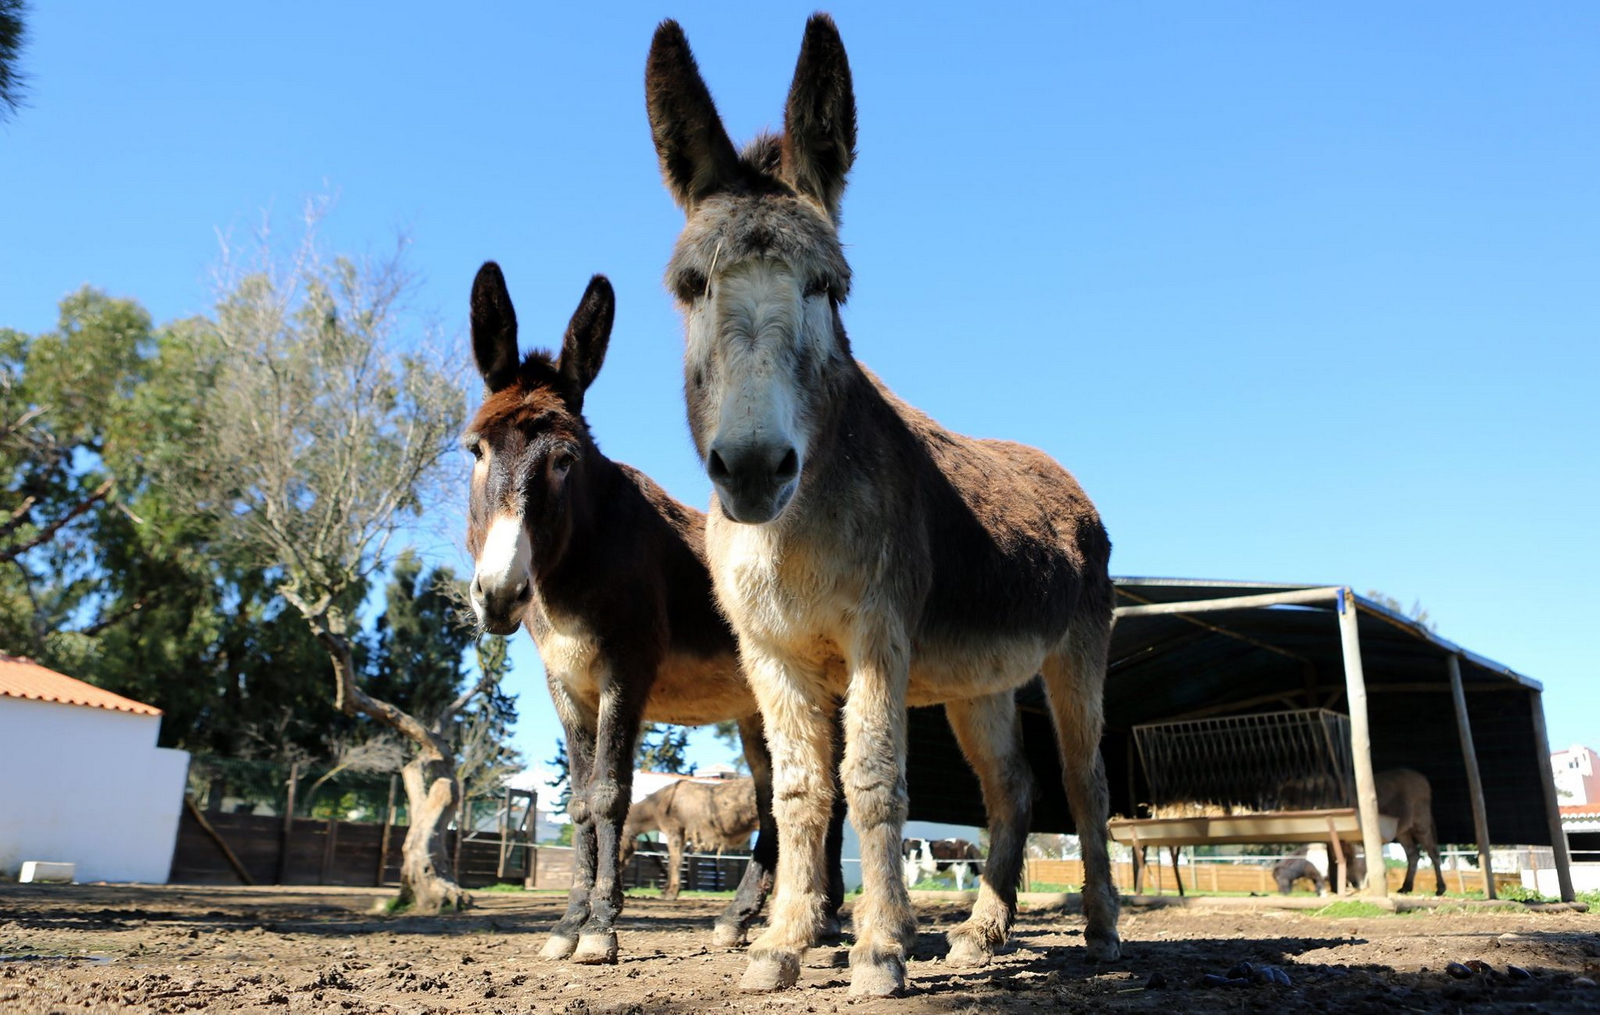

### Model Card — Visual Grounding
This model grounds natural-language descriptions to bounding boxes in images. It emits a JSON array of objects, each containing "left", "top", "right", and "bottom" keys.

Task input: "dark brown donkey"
[
  {"left": 647, "top": 16, "right": 1120, "bottom": 996},
  {"left": 464, "top": 263, "right": 842, "bottom": 963}
]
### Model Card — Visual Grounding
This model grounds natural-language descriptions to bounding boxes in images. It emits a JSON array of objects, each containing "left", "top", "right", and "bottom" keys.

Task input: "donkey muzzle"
[
  {"left": 471, "top": 573, "right": 531, "bottom": 635},
  {"left": 707, "top": 439, "right": 800, "bottom": 525}
]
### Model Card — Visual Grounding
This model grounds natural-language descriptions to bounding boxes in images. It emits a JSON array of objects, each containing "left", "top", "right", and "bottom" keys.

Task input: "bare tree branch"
[{"left": 0, "top": 476, "right": 113, "bottom": 565}]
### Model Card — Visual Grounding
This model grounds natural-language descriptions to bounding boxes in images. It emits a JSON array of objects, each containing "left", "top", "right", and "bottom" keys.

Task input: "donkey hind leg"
[
  {"left": 1424, "top": 826, "right": 1446, "bottom": 896},
  {"left": 572, "top": 680, "right": 647, "bottom": 965},
  {"left": 715, "top": 714, "right": 779, "bottom": 947},
  {"left": 1396, "top": 831, "right": 1419, "bottom": 894},
  {"left": 542, "top": 715, "right": 597, "bottom": 960},
  {"left": 943, "top": 690, "right": 1033, "bottom": 968},
  {"left": 739, "top": 652, "right": 838, "bottom": 993},
  {"left": 839, "top": 633, "right": 917, "bottom": 998},
  {"left": 663, "top": 828, "right": 685, "bottom": 901},
  {"left": 1041, "top": 627, "right": 1122, "bottom": 962},
  {"left": 823, "top": 709, "right": 849, "bottom": 939}
]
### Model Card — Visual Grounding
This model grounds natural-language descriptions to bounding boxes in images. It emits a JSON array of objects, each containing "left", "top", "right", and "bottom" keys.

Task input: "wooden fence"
[
  {"left": 1024, "top": 857, "right": 1524, "bottom": 895},
  {"left": 170, "top": 810, "right": 530, "bottom": 888}
]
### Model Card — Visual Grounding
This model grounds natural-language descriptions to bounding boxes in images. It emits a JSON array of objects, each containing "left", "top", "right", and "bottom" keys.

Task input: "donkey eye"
[
  {"left": 675, "top": 270, "right": 709, "bottom": 303},
  {"left": 551, "top": 449, "right": 577, "bottom": 476},
  {"left": 469, "top": 442, "right": 484, "bottom": 461},
  {"left": 804, "top": 277, "right": 831, "bottom": 299}
]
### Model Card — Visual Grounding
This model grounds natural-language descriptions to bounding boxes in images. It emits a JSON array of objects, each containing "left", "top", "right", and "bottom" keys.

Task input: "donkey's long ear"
[
  {"left": 559, "top": 275, "right": 615, "bottom": 411},
  {"left": 646, "top": 19, "right": 741, "bottom": 211},
  {"left": 471, "top": 261, "right": 519, "bottom": 393},
  {"left": 782, "top": 14, "right": 856, "bottom": 222}
]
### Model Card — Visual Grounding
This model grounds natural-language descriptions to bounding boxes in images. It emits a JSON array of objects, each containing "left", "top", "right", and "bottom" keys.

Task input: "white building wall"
[
  {"left": 0, "top": 697, "right": 189, "bottom": 883},
  {"left": 1552, "top": 745, "right": 1600, "bottom": 806}
]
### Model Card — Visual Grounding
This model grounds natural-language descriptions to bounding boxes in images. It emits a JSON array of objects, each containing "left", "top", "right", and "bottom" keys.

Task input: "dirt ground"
[{"left": 1, "top": 884, "right": 1597, "bottom": 1014}]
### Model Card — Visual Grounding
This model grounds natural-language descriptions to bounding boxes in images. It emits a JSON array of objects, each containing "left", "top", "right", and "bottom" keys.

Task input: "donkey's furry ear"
[
  {"left": 782, "top": 14, "right": 856, "bottom": 222},
  {"left": 559, "top": 275, "right": 614, "bottom": 409},
  {"left": 471, "top": 261, "right": 519, "bottom": 393},
  {"left": 646, "top": 19, "right": 741, "bottom": 210}
]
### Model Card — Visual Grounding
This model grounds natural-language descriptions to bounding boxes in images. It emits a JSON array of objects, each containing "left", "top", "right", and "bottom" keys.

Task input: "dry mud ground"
[{"left": 1, "top": 884, "right": 1597, "bottom": 1014}]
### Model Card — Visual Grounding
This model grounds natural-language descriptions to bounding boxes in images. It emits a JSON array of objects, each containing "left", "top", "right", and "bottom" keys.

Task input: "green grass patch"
[
  {"left": 909, "top": 878, "right": 963, "bottom": 892},
  {"left": 476, "top": 883, "right": 527, "bottom": 893},
  {"left": 1313, "top": 900, "right": 1390, "bottom": 918},
  {"left": 1576, "top": 889, "right": 1600, "bottom": 908}
]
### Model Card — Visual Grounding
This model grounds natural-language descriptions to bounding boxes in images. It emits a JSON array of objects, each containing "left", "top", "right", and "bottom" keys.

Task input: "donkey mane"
[{"left": 465, "top": 351, "right": 599, "bottom": 454}]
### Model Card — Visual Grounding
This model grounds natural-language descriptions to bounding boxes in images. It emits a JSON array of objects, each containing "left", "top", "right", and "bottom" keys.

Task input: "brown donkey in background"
[
  {"left": 646, "top": 15, "right": 1120, "bottom": 996},
  {"left": 464, "top": 263, "right": 842, "bottom": 963}
]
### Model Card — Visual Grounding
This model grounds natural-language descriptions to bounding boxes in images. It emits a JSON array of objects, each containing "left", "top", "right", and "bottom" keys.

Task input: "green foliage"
[
  {"left": 546, "top": 738, "right": 572, "bottom": 814},
  {"left": 1, "top": 266, "right": 507, "bottom": 777},
  {"left": 710, "top": 719, "right": 749, "bottom": 773},
  {"left": 1313, "top": 900, "right": 1390, "bottom": 918},
  {"left": 0, "top": 0, "right": 25, "bottom": 121},
  {"left": 1496, "top": 883, "right": 1549, "bottom": 903},
  {"left": 368, "top": 551, "right": 472, "bottom": 721},
  {"left": 636, "top": 724, "right": 694, "bottom": 774}
]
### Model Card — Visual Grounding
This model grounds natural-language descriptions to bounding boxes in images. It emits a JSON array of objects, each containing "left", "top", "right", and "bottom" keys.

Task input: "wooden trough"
[{"left": 1109, "top": 808, "right": 1399, "bottom": 895}]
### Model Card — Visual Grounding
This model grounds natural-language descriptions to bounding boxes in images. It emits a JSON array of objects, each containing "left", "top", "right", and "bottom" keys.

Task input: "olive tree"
[{"left": 185, "top": 205, "right": 478, "bottom": 911}]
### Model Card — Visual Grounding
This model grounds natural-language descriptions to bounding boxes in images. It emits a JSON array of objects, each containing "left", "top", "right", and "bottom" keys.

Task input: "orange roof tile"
[
  {"left": 1560, "top": 802, "right": 1600, "bottom": 817},
  {"left": 0, "top": 654, "right": 162, "bottom": 716}
]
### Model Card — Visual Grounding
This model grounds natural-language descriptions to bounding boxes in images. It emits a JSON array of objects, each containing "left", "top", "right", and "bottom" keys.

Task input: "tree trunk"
[
  {"left": 395, "top": 749, "right": 470, "bottom": 914},
  {"left": 287, "top": 600, "right": 482, "bottom": 915}
]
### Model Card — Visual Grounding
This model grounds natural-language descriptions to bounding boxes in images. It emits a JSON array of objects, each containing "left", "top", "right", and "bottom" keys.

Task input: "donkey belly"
[
  {"left": 896, "top": 630, "right": 1051, "bottom": 706},
  {"left": 642, "top": 650, "right": 758, "bottom": 727}
]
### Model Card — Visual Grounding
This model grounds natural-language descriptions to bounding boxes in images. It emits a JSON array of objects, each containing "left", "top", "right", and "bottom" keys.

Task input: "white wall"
[
  {"left": 1523, "top": 864, "right": 1600, "bottom": 896},
  {"left": 0, "top": 697, "right": 189, "bottom": 883}
]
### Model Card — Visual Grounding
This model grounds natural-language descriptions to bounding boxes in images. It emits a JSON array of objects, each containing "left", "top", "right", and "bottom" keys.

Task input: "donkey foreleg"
[
  {"left": 838, "top": 634, "right": 916, "bottom": 998},
  {"left": 738, "top": 651, "right": 837, "bottom": 993},
  {"left": 943, "top": 691, "right": 1033, "bottom": 968},
  {"left": 542, "top": 702, "right": 597, "bottom": 960},
  {"left": 571, "top": 679, "right": 647, "bottom": 965},
  {"left": 716, "top": 714, "right": 779, "bottom": 947}
]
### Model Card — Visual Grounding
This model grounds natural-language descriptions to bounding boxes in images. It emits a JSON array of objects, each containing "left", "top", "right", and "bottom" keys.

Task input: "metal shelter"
[{"left": 901, "top": 577, "right": 1575, "bottom": 901}]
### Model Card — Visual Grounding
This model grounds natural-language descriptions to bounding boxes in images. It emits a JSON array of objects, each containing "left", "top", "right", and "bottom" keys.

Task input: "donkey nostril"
[
  {"left": 707, "top": 449, "right": 730, "bottom": 480},
  {"left": 774, "top": 448, "right": 799, "bottom": 481},
  {"left": 513, "top": 580, "right": 531, "bottom": 603},
  {"left": 470, "top": 577, "right": 485, "bottom": 603}
]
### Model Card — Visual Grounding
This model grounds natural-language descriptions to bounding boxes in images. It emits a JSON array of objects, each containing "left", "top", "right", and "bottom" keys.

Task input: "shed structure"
[
  {"left": 0, "top": 654, "right": 190, "bottom": 883},
  {"left": 902, "top": 578, "right": 1573, "bottom": 901}
]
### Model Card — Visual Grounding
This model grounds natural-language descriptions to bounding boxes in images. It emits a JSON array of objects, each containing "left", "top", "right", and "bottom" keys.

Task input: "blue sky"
[{"left": 2, "top": 3, "right": 1596, "bottom": 780}]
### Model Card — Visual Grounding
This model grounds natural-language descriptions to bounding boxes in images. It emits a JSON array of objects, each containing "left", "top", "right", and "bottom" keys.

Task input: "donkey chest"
[
  {"left": 530, "top": 606, "right": 753, "bottom": 724},
  {"left": 529, "top": 608, "right": 606, "bottom": 705}
]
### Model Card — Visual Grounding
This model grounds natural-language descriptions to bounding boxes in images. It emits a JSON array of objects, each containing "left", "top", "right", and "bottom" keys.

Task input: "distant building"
[
  {"left": 0, "top": 655, "right": 189, "bottom": 882},
  {"left": 1552, "top": 745, "right": 1600, "bottom": 805}
]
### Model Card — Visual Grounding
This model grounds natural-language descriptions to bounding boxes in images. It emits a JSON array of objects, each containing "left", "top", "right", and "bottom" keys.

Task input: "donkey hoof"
[
  {"left": 945, "top": 931, "right": 995, "bottom": 968},
  {"left": 711, "top": 921, "right": 748, "bottom": 949},
  {"left": 572, "top": 932, "right": 618, "bottom": 965},
  {"left": 848, "top": 953, "right": 906, "bottom": 997},
  {"left": 740, "top": 951, "right": 800, "bottom": 992},
  {"left": 539, "top": 934, "right": 578, "bottom": 961},
  {"left": 1084, "top": 931, "right": 1122, "bottom": 963}
]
